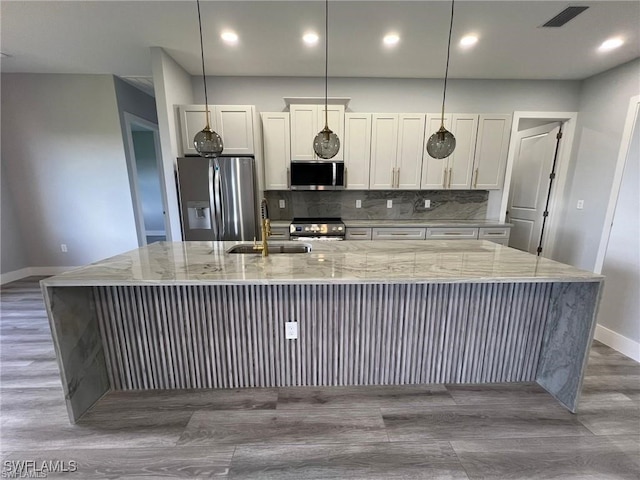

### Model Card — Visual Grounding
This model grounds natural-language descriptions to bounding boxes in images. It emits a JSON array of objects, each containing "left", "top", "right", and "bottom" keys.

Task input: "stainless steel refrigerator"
[{"left": 177, "top": 156, "right": 258, "bottom": 241}]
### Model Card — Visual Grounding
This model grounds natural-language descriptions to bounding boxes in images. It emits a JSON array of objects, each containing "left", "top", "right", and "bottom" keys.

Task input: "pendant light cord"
[
  {"left": 440, "top": 0, "right": 455, "bottom": 127},
  {"left": 197, "top": 0, "right": 210, "bottom": 129},
  {"left": 324, "top": 0, "right": 329, "bottom": 129}
]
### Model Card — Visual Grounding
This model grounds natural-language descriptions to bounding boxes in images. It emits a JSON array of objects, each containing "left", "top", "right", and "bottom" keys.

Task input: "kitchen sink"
[{"left": 227, "top": 242, "right": 312, "bottom": 254}]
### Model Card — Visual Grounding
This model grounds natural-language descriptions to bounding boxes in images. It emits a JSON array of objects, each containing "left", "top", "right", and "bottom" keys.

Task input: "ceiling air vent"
[{"left": 541, "top": 6, "right": 589, "bottom": 27}]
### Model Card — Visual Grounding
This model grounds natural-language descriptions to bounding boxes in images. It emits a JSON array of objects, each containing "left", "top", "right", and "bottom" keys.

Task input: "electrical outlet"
[
  {"left": 424, "top": 199, "right": 431, "bottom": 209},
  {"left": 285, "top": 321, "right": 298, "bottom": 340},
  {"left": 576, "top": 200, "right": 584, "bottom": 209},
  {"left": 356, "top": 199, "right": 362, "bottom": 209},
  {"left": 60, "top": 244, "right": 68, "bottom": 253},
  {"left": 386, "top": 199, "right": 393, "bottom": 209},
  {"left": 279, "top": 199, "right": 286, "bottom": 209}
]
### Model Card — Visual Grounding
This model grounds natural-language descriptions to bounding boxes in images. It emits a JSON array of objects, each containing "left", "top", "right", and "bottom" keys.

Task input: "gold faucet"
[{"left": 253, "top": 199, "right": 271, "bottom": 257}]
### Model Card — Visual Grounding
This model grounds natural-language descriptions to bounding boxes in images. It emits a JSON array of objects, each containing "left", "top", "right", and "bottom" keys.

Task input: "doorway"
[
  {"left": 500, "top": 112, "right": 578, "bottom": 259},
  {"left": 123, "top": 113, "right": 170, "bottom": 245}
]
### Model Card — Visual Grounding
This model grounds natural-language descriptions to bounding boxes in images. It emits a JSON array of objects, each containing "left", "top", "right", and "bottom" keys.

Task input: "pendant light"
[
  {"left": 313, "top": 0, "right": 340, "bottom": 159},
  {"left": 193, "top": 0, "right": 223, "bottom": 157},
  {"left": 426, "top": 0, "right": 456, "bottom": 159}
]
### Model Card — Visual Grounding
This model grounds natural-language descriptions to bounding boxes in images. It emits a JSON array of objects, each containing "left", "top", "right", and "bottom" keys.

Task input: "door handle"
[
  {"left": 391, "top": 168, "right": 395, "bottom": 188},
  {"left": 395, "top": 167, "right": 400, "bottom": 188},
  {"left": 286, "top": 167, "right": 291, "bottom": 189},
  {"left": 344, "top": 167, "right": 348, "bottom": 188},
  {"left": 473, "top": 168, "right": 478, "bottom": 188},
  {"left": 443, "top": 167, "right": 448, "bottom": 188},
  {"left": 448, "top": 168, "right": 453, "bottom": 188}
]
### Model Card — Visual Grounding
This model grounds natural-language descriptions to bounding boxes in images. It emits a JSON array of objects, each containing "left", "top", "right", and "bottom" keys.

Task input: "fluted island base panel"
[{"left": 43, "top": 280, "right": 600, "bottom": 423}]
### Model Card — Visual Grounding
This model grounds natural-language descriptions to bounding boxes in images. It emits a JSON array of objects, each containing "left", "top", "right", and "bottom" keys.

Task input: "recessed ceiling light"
[
  {"left": 460, "top": 35, "right": 478, "bottom": 48},
  {"left": 383, "top": 34, "right": 400, "bottom": 46},
  {"left": 598, "top": 37, "right": 624, "bottom": 52},
  {"left": 221, "top": 31, "right": 239, "bottom": 44},
  {"left": 303, "top": 32, "right": 319, "bottom": 45}
]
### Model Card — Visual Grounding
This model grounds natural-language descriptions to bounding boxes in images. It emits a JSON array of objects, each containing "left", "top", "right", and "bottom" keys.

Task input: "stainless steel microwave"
[{"left": 289, "top": 161, "right": 345, "bottom": 190}]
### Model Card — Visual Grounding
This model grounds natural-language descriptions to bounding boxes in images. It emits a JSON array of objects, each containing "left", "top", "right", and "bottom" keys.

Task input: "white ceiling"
[{"left": 1, "top": 1, "right": 639, "bottom": 81}]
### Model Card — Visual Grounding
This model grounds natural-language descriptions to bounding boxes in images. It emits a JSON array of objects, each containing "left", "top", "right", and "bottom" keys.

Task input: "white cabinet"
[
  {"left": 369, "top": 114, "right": 424, "bottom": 190},
  {"left": 422, "top": 114, "right": 478, "bottom": 189},
  {"left": 261, "top": 113, "right": 291, "bottom": 190},
  {"left": 478, "top": 226, "right": 511, "bottom": 245},
  {"left": 179, "top": 105, "right": 255, "bottom": 156},
  {"left": 425, "top": 227, "right": 479, "bottom": 239},
  {"left": 345, "top": 227, "right": 372, "bottom": 240},
  {"left": 290, "top": 104, "right": 345, "bottom": 161},
  {"left": 344, "top": 114, "right": 372, "bottom": 190},
  {"left": 471, "top": 115, "right": 512, "bottom": 190},
  {"left": 372, "top": 227, "right": 426, "bottom": 240}
]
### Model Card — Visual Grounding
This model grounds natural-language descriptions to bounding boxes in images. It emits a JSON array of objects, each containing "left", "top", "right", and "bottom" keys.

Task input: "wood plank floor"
[{"left": 1, "top": 277, "right": 638, "bottom": 479}]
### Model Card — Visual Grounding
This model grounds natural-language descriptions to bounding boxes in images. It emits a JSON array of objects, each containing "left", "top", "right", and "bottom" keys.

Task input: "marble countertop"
[
  {"left": 270, "top": 220, "right": 511, "bottom": 229},
  {"left": 42, "top": 241, "right": 602, "bottom": 287}
]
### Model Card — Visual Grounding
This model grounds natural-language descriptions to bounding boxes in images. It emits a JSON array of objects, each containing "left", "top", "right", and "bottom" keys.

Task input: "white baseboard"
[
  {"left": 1, "top": 266, "right": 79, "bottom": 286},
  {"left": 594, "top": 324, "right": 640, "bottom": 362}
]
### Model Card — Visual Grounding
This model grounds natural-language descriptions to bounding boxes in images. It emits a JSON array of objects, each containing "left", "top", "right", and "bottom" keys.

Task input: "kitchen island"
[{"left": 41, "top": 240, "right": 602, "bottom": 423}]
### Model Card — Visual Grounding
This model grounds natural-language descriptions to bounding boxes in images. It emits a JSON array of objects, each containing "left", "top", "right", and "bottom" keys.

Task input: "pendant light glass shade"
[
  {"left": 194, "top": 124, "right": 223, "bottom": 158},
  {"left": 427, "top": 0, "right": 456, "bottom": 160},
  {"left": 194, "top": 0, "right": 223, "bottom": 157},
  {"left": 313, "top": 0, "right": 340, "bottom": 160},
  {"left": 313, "top": 126, "right": 340, "bottom": 159},
  {"left": 427, "top": 126, "right": 456, "bottom": 159}
]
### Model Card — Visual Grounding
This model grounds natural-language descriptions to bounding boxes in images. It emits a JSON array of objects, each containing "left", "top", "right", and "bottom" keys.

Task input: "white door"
[
  {"left": 214, "top": 105, "right": 255, "bottom": 155},
  {"left": 507, "top": 123, "right": 561, "bottom": 253},
  {"left": 448, "top": 114, "right": 478, "bottom": 189},
  {"left": 473, "top": 114, "right": 512, "bottom": 190},
  {"left": 318, "top": 105, "right": 345, "bottom": 161},
  {"left": 396, "top": 114, "right": 425, "bottom": 190},
  {"left": 422, "top": 114, "right": 451, "bottom": 189},
  {"left": 290, "top": 105, "right": 318, "bottom": 161},
  {"left": 369, "top": 114, "right": 398, "bottom": 189}
]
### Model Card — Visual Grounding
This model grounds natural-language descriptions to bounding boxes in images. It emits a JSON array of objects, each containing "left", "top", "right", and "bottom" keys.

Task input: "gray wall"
[
  {"left": 554, "top": 58, "right": 640, "bottom": 271},
  {"left": 1, "top": 161, "right": 29, "bottom": 274},
  {"left": 1, "top": 73, "right": 139, "bottom": 268},
  {"left": 195, "top": 76, "right": 582, "bottom": 114},
  {"left": 132, "top": 131, "right": 165, "bottom": 232}
]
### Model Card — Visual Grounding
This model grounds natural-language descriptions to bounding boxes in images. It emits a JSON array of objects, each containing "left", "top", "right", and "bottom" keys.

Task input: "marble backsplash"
[{"left": 264, "top": 190, "right": 488, "bottom": 221}]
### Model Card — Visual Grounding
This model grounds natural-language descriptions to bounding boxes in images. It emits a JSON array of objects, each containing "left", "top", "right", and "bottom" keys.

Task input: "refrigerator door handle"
[
  {"left": 215, "top": 161, "right": 226, "bottom": 239},
  {"left": 208, "top": 159, "right": 220, "bottom": 240}
]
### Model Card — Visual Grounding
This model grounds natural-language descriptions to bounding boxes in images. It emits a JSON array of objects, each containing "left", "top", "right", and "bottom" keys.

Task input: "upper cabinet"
[
  {"left": 422, "top": 114, "right": 478, "bottom": 189},
  {"left": 261, "top": 112, "right": 291, "bottom": 190},
  {"left": 369, "top": 114, "right": 424, "bottom": 190},
  {"left": 343, "top": 113, "right": 372, "bottom": 190},
  {"left": 422, "top": 114, "right": 510, "bottom": 190},
  {"left": 472, "top": 114, "right": 512, "bottom": 190},
  {"left": 290, "top": 104, "right": 345, "bottom": 161},
  {"left": 179, "top": 105, "right": 255, "bottom": 156}
]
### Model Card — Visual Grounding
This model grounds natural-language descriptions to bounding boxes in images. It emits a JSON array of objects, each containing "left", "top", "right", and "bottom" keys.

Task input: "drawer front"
[
  {"left": 426, "top": 227, "right": 479, "bottom": 239},
  {"left": 270, "top": 227, "right": 290, "bottom": 240},
  {"left": 372, "top": 227, "right": 426, "bottom": 240},
  {"left": 484, "top": 238, "right": 509, "bottom": 246},
  {"left": 346, "top": 227, "right": 372, "bottom": 240},
  {"left": 478, "top": 227, "right": 510, "bottom": 239}
]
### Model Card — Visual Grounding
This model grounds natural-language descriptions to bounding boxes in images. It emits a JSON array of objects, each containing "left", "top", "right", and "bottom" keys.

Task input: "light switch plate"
[
  {"left": 285, "top": 321, "right": 298, "bottom": 340},
  {"left": 424, "top": 199, "right": 431, "bottom": 209},
  {"left": 279, "top": 199, "right": 286, "bottom": 209},
  {"left": 387, "top": 200, "right": 393, "bottom": 209},
  {"left": 356, "top": 199, "right": 362, "bottom": 209}
]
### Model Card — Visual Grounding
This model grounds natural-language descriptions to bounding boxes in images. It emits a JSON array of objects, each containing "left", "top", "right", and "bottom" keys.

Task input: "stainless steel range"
[{"left": 289, "top": 217, "right": 345, "bottom": 241}]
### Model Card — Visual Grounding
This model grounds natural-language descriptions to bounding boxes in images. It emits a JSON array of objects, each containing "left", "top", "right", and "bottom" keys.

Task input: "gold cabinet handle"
[
  {"left": 391, "top": 168, "right": 395, "bottom": 188},
  {"left": 443, "top": 167, "right": 447, "bottom": 188},
  {"left": 344, "top": 167, "right": 348, "bottom": 188},
  {"left": 473, "top": 168, "right": 478, "bottom": 188},
  {"left": 287, "top": 167, "right": 291, "bottom": 189},
  {"left": 396, "top": 167, "right": 400, "bottom": 188},
  {"left": 448, "top": 168, "right": 453, "bottom": 188}
]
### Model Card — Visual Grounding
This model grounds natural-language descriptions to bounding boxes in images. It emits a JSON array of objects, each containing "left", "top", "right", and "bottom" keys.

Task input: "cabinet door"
[
  {"left": 345, "top": 227, "right": 372, "bottom": 240},
  {"left": 290, "top": 105, "right": 318, "bottom": 161},
  {"left": 396, "top": 114, "right": 425, "bottom": 190},
  {"left": 369, "top": 114, "right": 399, "bottom": 189},
  {"left": 214, "top": 105, "right": 255, "bottom": 155},
  {"left": 319, "top": 105, "right": 345, "bottom": 161},
  {"left": 447, "top": 114, "right": 478, "bottom": 189},
  {"left": 344, "top": 113, "right": 372, "bottom": 190},
  {"left": 179, "top": 104, "right": 215, "bottom": 156},
  {"left": 472, "top": 114, "right": 512, "bottom": 190},
  {"left": 261, "top": 113, "right": 291, "bottom": 190},
  {"left": 421, "top": 114, "right": 451, "bottom": 189}
]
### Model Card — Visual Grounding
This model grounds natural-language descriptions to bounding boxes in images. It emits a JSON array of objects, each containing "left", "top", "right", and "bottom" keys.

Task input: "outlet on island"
[
  {"left": 285, "top": 321, "right": 298, "bottom": 340},
  {"left": 60, "top": 244, "right": 68, "bottom": 253}
]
